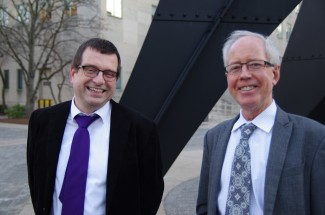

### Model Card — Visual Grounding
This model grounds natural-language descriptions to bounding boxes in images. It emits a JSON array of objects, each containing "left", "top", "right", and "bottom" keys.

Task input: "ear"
[
  {"left": 272, "top": 64, "right": 280, "bottom": 86},
  {"left": 69, "top": 66, "right": 76, "bottom": 83}
]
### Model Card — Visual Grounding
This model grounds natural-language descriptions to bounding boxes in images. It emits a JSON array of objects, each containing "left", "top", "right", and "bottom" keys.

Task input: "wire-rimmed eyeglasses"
[{"left": 225, "top": 60, "right": 274, "bottom": 76}]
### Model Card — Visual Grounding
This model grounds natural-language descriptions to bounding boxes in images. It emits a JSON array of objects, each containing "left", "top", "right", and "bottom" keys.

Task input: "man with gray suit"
[{"left": 196, "top": 30, "right": 325, "bottom": 215}]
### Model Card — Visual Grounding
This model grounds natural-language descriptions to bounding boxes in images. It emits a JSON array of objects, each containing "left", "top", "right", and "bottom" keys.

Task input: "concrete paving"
[
  {"left": 0, "top": 120, "right": 221, "bottom": 215},
  {"left": 0, "top": 123, "right": 30, "bottom": 215}
]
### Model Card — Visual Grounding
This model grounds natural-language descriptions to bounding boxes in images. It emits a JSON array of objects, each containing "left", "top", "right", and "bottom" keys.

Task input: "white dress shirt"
[
  {"left": 218, "top": 100, "right": 277, "bottom": 215},
  {"left": 51, "top": 99, "right": 111, "bottom": 215}
]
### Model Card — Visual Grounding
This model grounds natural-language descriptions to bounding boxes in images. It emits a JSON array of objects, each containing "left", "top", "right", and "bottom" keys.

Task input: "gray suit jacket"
[{"left": 197, "top": 107, "right": 325, "bottom": 215}]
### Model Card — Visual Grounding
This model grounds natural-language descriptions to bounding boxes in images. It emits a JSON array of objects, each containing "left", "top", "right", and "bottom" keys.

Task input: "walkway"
[{"left": 0, "top": 120, "right": 220, "bottom": 215}]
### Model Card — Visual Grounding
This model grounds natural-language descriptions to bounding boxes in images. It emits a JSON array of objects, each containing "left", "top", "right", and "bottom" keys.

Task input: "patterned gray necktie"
[{"left": 225, "top": 123, "right": 257, "bottom": 215}]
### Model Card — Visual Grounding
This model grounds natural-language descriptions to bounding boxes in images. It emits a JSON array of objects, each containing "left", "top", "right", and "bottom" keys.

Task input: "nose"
[
  {"left": 239, "top": 64, "right": 251, "bottom": 78},
  {"left": 92, "top": 71, "right": 105, "bottom": 84}
]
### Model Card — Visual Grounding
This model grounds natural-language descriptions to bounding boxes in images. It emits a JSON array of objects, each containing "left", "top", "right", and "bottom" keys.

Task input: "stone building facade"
[{"left": 0, "top": 0, "right": 299, "bottom": 122}]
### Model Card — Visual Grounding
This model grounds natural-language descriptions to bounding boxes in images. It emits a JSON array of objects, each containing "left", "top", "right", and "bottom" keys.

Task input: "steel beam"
[
  {"left": 274, "top": 0, "right": 325, "bottom": 125},
  {"left": 120, "top": 0, "right": 303, "bottom": 174}
]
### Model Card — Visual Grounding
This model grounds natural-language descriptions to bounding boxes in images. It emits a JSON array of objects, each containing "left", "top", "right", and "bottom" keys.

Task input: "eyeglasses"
[
  {"left": 78, "top": 65, "right": 117, "bottom": 82},
  {"left": 225, "top": 60, "right": 274, "bottom": 76}
]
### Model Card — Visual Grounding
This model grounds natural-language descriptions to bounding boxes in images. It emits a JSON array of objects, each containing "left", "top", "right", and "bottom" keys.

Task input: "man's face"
[
  {"left": 70, "top": 47, "right": 118, "bottom": 114},
  {"left": 226, "top": 36, "right": 280, "bottom": 120}
]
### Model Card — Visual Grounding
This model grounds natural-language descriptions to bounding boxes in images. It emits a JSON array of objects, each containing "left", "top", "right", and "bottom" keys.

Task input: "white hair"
[{"left": 222, "top": 30, "right": 281, "bottom": 67}]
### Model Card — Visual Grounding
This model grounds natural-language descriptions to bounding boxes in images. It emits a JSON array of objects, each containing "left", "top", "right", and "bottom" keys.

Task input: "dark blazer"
[
  {"left": 197, "top": 107, "right": 325, "bottom": 215},
  {"left": 27, "top": 100, "right": 164, "bottom": 215}
]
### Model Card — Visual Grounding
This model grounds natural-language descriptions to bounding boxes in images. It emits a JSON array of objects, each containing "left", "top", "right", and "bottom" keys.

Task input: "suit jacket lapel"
[
  {"left": 45, "top": 101, "right": 71, "bottom": 202},
  {"left": 264, "top": 107, "right": 293, "bottom": 215},
  {"left": 106, "top": 100, "right": 130, "bottom": 209},
  {"left": 209, "top": 117, "right": 237, "bottom": 214}
]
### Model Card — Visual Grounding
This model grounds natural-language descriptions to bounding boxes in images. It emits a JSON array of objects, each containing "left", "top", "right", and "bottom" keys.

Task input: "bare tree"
[
  {"left": 0, "top": 69, "right": 7, "bottom": 112},
  {"left": 0, "top": 0, "right": 102, "bottom": 117},
  {"left": 0, "top": 51, "right": 8, "bottom": 111}
]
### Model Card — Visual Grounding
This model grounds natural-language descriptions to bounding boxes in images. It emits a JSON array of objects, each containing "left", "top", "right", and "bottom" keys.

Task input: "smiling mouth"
[
  {"left": 87, "top": 87, "right": 106, "bottom": 93},
  {"left": 239, "top": 86, "right": 256, "bottom": 91}
]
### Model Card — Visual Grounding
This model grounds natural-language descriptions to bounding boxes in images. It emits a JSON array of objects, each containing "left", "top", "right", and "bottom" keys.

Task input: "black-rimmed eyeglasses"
[
  {"left": 225, "top": 60, "right": 274, "bottom": 76},
  {"left": 78, "top": 65, "right": 117, "bottom": 82}
]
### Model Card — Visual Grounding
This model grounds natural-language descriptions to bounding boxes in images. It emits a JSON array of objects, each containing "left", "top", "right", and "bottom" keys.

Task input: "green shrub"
[
  {"left": 5, "top": 104, "right": 25, "bottom": 118},
  {"left": 0, "top": 105, "right": 5, "bottom": 115}
]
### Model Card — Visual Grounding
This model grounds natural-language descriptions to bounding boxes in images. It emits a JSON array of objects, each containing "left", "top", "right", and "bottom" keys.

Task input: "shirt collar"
[
  {"left": 232, "top": 100, "right": 277, "bottom": 133},
  {"left": 71, "top": 98, "right": 111, "bottom": 121}
]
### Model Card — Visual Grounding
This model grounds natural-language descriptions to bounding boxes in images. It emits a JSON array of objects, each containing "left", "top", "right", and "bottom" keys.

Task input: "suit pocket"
[
  {"left": 281, "top": 163, "right": 304, "bottom": 177},
  {"left": 275, "top": 163, "right": 306, "bottom": 214}
]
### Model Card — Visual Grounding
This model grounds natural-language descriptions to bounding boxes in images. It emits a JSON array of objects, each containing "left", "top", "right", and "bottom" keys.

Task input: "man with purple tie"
[{"left": 27, "top": 38, "right": 164, "bottom": 215}]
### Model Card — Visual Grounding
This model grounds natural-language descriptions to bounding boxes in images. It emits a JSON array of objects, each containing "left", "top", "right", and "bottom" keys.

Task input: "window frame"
[{"left": 106, "top": 0, "right": 122, "bottom": 18}]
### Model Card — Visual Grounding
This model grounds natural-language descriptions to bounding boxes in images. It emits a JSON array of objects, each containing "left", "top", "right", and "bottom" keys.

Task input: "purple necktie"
[{"left": 59, "top": 114, "right": 99, "bottom": 215}]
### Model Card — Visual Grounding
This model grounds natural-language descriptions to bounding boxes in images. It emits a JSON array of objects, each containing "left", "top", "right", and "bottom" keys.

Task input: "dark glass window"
[
  {"left": 4, "top": 70, "right": 9, "bottom": 89},
  {"left": 17, "top": 69, "right": 23, "bottom": 90}
]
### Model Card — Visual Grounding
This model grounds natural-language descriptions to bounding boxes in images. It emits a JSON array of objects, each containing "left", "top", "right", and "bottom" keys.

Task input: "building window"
[
  {"left": 151, "top": 5, "right": 157, "bottom": 19},
  {"left": 116, "top": 75, "right": 122, "bottom": 89},
  {"left": 276, "top": 24, "right": 283, "bottom": 39},
  {"left": 39, "top": 0, "right": 52, "bottom": 21},
  {"left": 0, "top": 8, "right": 9, "bottom": 26},
  {"left": 295, "top": 3, "right": 301, "bottom": 13},
  {"left": 17, "top": 69, "right": 23, "bottom": 90},
  {"left": 106, "top": 0, "right": 122, "bottom": 18},
  {"left": 17, "top": 3, "right": 30, "bottom": 23},
  {"left": 4, "top": 70, "right": 9, "bottom": 89},
  {"left": 64, "top": 0, "right": 78, "bottom": 16},
  {"left": 286, "top": 23, "right": 292, "bottom": 41}
]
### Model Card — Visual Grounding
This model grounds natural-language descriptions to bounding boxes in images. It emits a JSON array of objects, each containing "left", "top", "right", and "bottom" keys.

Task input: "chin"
[
  {"left": 86, "top": 98, "right": 104, "bottom": 106},
  {"left": 238, "top": 99, "right": 259, "bottom": 109}
]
